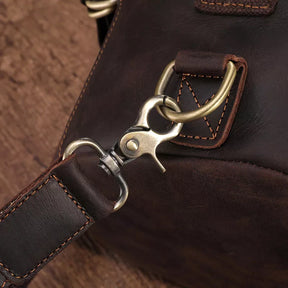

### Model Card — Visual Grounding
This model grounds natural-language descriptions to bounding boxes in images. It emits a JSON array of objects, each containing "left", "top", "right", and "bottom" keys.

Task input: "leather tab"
[
  {"left": 194, "top": 0, "right": 278, "bottom": 16},
  {"left": 0, "top": 156, "right": 114, "bottom": 286},
  {"left": 175, "top": 51, "right": 228, "bottom": 76},
  {"left": 168, "top": 52, "right": 247, "bottom": 149}
]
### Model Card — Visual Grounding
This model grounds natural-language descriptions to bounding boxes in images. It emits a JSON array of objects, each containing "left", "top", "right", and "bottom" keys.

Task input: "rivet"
[{"left": 126, "top": 139, "right": 139, "bottom": 152}]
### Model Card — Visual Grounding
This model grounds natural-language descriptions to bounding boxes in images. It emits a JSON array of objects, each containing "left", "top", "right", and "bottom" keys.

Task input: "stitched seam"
[
  {"left": 200, "top": 0, "right": 271, "bottom": 9},
  {"left": 57, "top": 0, "right": 123, "bottom": 157},
  {"left": 0, "top": 175, "right": 91, "bottom": 279},
  {"left": 183, "top": 73, "right": 222, "bottom": 79},
  {"left": 0, "top": 177, "right": 51, "bottom": 223},
  {"left": 177, "top": 74, "right": 229, "bottom": 141},
  {"left": 180, "top": 76, "right": 215, "bottom": 140}
]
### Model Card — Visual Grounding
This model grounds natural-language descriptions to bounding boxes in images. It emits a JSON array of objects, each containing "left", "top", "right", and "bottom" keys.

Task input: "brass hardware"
[
  {"left": 84, "top": 0, "right": 117, "bottom": 19},
  {"left": 85, "top": 0, "right": 117, "bottom": 10},
  {"left": 63, "top": 138, "right": 105, "bottom": 160},
  {"left": 155, "top": 60, "right": 237, "bottom": 123},
  {"left": 155, "top": 61, "right": 176, "bottom": 100},
  {"left": 119, "top": 95, "right": 183, "bottom": 173},
  {"left": 62, "top": 96, "right": 183, "bottom": 211},
  {"left": 62, "top": 138, "right": 128, "bottom": 212},
  {"left": 126, "top": 139, "right": 139, "bottom": 152},
  {"left": 63, "top": 59, "right": 237, "bottom": 211},
  {"left": 87, "top": 7, "right": 115, "bottom": 18}
]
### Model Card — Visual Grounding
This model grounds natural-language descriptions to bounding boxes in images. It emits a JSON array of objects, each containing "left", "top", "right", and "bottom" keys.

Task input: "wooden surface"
[{"left": 0, "top": 1, "right": 177, "bottom": 287}]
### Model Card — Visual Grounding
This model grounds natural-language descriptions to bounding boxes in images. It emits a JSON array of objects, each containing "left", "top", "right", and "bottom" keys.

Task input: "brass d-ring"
[
  {"left": 85, "top": 0, "right": 117, "bottom": 19},
  {"left": 155, "top": 60, "right": 237, "bottom": 123}
]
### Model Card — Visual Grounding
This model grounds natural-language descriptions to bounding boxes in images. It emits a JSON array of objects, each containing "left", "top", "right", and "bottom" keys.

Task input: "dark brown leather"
[
  {"left": 92, "top": 156, "right": 288, "bottom": 288},
  {"left": 0, "top": 156, "right": 113, "bottom": 287},
  {"left": 194, "top": 0, "right": 278, "bottom": 16},
  {"left": 56, "top": 0, "right": 288, "bottom": 287},
  {"left": 171, "top": 51, "right": 247, "bottom": 148},
  {"left": 175, "top": 51, "right": 232, "bottom": 76},
  {"left": 58, "top": 0, "right": 288, "bottom": 175},
  {"left": 0, "top": 0, "right": 286, "bottom": 287}
]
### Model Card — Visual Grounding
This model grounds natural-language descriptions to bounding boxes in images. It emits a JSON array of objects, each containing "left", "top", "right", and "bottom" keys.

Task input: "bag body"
[
  {"left": 57, "top": 0, "right": 288, "bottom": 287},
  {"left": 1, "top": 0, "right": 287, "bottom": 287}
]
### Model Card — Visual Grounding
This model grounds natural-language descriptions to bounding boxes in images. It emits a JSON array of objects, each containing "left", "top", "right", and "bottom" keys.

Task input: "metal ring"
[
  {"left": 85, "top": 0, "right": 117, "bottom": 10},
  {"left": 62, "top": 138, "right": 128, "bottom": 212},
  {"left": 84, "top": 0, "right": 117, "bottom": 19},
  {"left": 62, "top": 138, "right": 106, "bottom": 160},
  {"left": 155, "top": 60, "right": 237, "bottom": 123},
  {"left": 135, "top": 95, "right": 183, "bottom": 131},
  {"left": 87, "top": 7, "right": 115, "bottom": 19}
]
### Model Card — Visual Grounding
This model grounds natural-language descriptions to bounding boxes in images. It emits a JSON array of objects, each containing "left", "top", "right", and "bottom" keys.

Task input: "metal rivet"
[{"left": 126, "top": 139, "right": 139, "bottom": 151}]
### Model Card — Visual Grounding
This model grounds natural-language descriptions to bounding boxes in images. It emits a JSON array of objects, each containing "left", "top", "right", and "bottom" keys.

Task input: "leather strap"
[
  {"left": 175, "top": 51, "right": 231, "bottom": 76},
  {"left": 194, "top": 0, "right": 278, "bottom": 16},
  {"left": 0, "top": 155, "right": 114, "bottom": 287}
]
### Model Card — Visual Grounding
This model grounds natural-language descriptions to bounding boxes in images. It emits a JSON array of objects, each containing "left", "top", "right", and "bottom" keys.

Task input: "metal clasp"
[
  {"left": 119, "top": 95, "right": 183, "bottom": 173},
  {"left": 62, "top": 95, "right": 182, "bottom": 212}
]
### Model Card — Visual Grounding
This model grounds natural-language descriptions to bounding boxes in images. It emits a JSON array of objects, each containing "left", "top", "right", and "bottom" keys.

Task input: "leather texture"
[
  {"left": 175, "top": 51, "right": 235, "bottom": 75},
  {"left": 171, "top": 51, "right": 247, "bottom": 148},
  {"left": 55, "top": 0, "right": 288, "bottom": 287},
  {"left": 58, "top": 0, "right": 288, "bottom": 175},
  {"left": 194, "top": 0, "right": 278, "bottom": 16},
  {"left": 91, "top": 156, "right": 288, "bottom": 288},
  {"left": 0, "top": 156, "right": 114, "bottom": 287},
  {"left": 0, "top": 0, "right": 286, "bottom": 287}
]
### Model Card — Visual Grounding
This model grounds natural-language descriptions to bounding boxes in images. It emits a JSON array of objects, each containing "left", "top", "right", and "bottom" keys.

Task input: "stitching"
[
  {"left": 52, "top": 175, "right": 89, "bottom": 217},
  {"left": 176, "top": 75, "right": 184, "bottom": 103},
  {"left": 200, "top": 0, "right": 271, "bottom": 10},
  {"left": 183, "top": 73, "right": 222, "bottom": 79},
  {"left": 182, "top": 76, "right": 215, "bottom": 140},
  {"left": 0, "top": 201, "right": 17, "bottom": 219},
  {"left": 216, "top": 96, "right": 229, "bottom": 134},
  {"left": 0, "top": 177, "right": 51, "bottom": 223},
  {"left": 177, "top": 74, "right": 230, "bottom": 141},
  {"left": 0, "top": 175, "right": 91, "bottom": 279},
  {"left": 57, "top": 0, "right": 123, "bottom": 158}
]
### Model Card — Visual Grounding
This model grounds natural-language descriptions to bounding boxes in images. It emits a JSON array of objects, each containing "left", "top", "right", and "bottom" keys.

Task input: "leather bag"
[{"left": 0, "top": 0, "right": 286, "bottom": 287}]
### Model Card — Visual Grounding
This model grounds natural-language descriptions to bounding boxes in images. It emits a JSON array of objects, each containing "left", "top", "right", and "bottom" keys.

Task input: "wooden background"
[{"left": 0, "top": 1, "right": 177, "bottom": 287}]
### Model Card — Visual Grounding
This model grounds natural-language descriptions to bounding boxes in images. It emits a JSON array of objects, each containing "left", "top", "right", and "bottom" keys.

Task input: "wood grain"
[{"left": 0, "top": 1, "right": 177, "bottom": 287}]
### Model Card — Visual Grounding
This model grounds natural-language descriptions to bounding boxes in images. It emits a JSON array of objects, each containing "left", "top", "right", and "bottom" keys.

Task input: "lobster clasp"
[{"left": 119, "top": 95, "right": 183, "bottom": 173}]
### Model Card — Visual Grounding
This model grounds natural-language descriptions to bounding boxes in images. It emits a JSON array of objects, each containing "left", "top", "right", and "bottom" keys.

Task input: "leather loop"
[
  {"left": 167, "top": 51, "right": 248, "bottom": 149},
  {"left": 175, "top": 51, "right": 229, "bottom": 76},
  {"left": 54, "top": 156, "right": 114, "bottom": 219}
]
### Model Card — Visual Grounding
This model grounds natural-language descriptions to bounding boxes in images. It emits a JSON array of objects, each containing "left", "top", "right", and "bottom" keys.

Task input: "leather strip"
[
  {"left": 194, "top": 0, "right": 278, "bottom": 16},
  {"left": 168, "top": 51, "right": 247, "bottom": 149},
  {"left": 175, "top": 51, "right": 230, "bottom": 76},
  {"left": 0, "top": 156, "right": 114, "bottom": 287}
]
